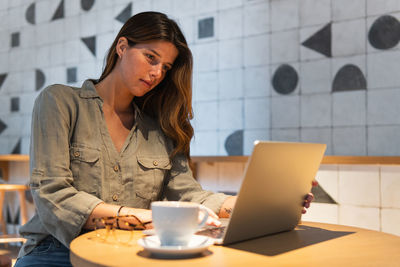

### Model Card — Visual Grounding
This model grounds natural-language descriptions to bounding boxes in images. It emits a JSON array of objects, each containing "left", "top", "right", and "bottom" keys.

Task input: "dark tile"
[
  {"left": 25, "top": 2, "right": 36, "bottom": 24},
  {"left": 311, "top": 184, "right": 337, "bottom": 204},
  {"left": 81, "top": 0, "right": 95, "bottom": 11},
  {"left": 11, "top": 139, "right": 21, "bottom": 154},
  {"left": 198, "top": 17, "right": 214, "bottom": 39},
  {"left": 332, "top": 64, "right": 367, "bottom": 92},
  {"left": 301, "top": 23, "right": 331, "bottom": 57},
  {"left": 81, "top": 36, "right": 96, "bottom": 56},
  {"left": 0, "top": 73, "right": 7, "bottom": 89},
  {"left": 67, "top": 67, "right": 77, "bottom": 83},
  {"left": 0, "top": 119, "right": 6, "bottom": 135},
  {"left": 272, "top": 64, "right": 299, "bottom": 95},
  {"left": 51, "top": 0, "right": 64, "bottom": 21},
  {"left": 11, "top": 32, "right": 20, "bottom": 47},
  {"left": 11, "top": 97, "right": 19, "bottom": 112},
  {"left": 35, "top": 69, "right": 45, "bottom": 91},
  {"left": 115, "top": 3, "right": 132, "bottom": 24},
  {"left": 224, "top": 130, "right": 243, "bottom": 156},
  {"left": 368, "top": 15, "right": 400, "bottom": 50}
]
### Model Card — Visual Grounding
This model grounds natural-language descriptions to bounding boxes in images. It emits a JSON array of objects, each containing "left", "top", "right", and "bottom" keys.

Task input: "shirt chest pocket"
[
  {"left": 70, "top": 145, "right": 102, "bottom": 196},
  {"left": 135, "top": 156, "right": 171, "bottom": 202}
]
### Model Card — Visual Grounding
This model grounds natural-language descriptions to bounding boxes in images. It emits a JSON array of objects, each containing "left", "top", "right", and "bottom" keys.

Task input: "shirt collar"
[{"left": 79, "top": 79, "right": 102, "bottom": 99}]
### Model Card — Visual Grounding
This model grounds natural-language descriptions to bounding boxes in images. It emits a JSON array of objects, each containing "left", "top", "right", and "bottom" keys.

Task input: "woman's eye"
[
  {"left": 145, "top": 54, "right": 155, "bottom": 60},
  {"left": 163, "top": 65, "right": 170, "bottom": 72}
]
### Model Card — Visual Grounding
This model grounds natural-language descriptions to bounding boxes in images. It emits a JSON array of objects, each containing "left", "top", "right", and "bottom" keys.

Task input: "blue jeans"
[{"left": 14, "top": 236, "right": 72, "bottom": 267}]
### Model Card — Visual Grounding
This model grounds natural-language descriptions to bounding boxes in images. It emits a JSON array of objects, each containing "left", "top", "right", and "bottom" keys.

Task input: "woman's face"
[{"left": 116, "top": 38, "right": 179, "bottom": 97}]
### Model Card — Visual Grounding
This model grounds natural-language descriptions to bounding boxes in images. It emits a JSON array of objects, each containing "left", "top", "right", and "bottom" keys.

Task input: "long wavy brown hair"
[{"left": 98, "top": 12, "right": 193, "bottom": 160}]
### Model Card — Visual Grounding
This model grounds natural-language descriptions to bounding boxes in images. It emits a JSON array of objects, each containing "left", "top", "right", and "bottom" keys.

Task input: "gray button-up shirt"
[{"left": 18, "top": 80, "right": 228, "bottom": 257}]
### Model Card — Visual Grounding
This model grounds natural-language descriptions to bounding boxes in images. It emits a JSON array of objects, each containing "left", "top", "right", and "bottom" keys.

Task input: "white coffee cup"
[{"left": 151, "top": 201, "right": 209, "bottom": 246}]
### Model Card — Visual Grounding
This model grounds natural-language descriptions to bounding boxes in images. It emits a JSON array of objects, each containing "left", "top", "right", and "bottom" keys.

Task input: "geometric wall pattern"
[{"left": 0, "top": 0, "right": 400, "bottom": 157}]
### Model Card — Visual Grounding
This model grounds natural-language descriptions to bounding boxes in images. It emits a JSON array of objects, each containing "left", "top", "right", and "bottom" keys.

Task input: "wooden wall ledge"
[
  {"left": 192, "top": 156, "right": 400, "bottom": 165},
  {"left": 1, "top": 154, "right": 400, "bottom": 165}
]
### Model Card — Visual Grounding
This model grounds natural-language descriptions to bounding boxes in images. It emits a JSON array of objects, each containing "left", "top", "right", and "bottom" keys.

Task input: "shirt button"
[
  {"left": 113, "top": 165, "right": 119, "bottom": 172},
  {"left": 74, "top": 151, "right": 80, "bottom": 157},
  {"left": 153, "top": 160, "right": 158, "bottom": 166},
  {"left": 112, "top": 194, "right": 118, "bottom": 201}
]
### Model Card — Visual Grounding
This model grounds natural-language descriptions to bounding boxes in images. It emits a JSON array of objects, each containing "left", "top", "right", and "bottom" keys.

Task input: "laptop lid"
[{"left": 221, "top": 141, "right": 326, "bottom": 245}]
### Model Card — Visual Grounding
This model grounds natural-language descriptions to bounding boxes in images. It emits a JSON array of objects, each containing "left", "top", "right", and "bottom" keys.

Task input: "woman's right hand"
[{"left": 119, "top": 207, "right": 153, "bottom": 229}]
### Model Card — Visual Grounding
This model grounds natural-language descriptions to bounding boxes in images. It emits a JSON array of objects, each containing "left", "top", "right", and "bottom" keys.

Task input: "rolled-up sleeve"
[
  {"left": 30, "top": 86, "right": 103, "bottom": 247},
  {"left": 163, "top": 154, "right": 229, "bottom": 214}
]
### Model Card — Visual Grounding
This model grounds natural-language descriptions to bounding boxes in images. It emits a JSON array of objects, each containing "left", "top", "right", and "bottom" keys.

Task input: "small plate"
[{"left": 137, "top": 235, "right": 214, "bottom": 257}]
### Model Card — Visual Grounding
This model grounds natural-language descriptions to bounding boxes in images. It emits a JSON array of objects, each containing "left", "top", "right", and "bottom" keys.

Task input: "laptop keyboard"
[{"left": 196, "top": 226, "right": 227, "bottom": 239}]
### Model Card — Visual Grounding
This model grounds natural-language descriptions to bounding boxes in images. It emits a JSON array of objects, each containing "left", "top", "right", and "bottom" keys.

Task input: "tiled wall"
[
  {"left": 0, "top": 0, "right": 400, "bottom": 157},
  {"left": 196, "top": 161, "right": 400, "bottom": 236}
]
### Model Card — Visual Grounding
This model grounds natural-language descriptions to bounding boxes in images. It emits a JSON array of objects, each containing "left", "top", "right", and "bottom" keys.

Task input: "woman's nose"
[{"left": 149, "top": 64, "right": 162, "bottom": 79}]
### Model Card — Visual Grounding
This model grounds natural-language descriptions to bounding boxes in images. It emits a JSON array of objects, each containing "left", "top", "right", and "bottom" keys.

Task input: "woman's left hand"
[
  {"left": 200, "top": 205, "right": 222, "bottom": 227},
  {"left": 302, "top": 180, "right": 318, "bottom": 214}
]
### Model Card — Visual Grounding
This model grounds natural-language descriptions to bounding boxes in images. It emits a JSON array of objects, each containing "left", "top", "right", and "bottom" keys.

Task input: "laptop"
[{"left": 196, "top": 141, "right": 326, "bottom": 245}]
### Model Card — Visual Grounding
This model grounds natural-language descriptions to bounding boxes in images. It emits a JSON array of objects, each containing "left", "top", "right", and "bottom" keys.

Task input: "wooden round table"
[{"left": 70, "top": 222, "right": 400, "bottom": 267}]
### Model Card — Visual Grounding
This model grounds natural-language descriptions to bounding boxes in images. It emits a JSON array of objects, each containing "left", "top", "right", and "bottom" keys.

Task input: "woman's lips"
[{"left": 140, "top": 79, "right": 152, "bottom": 88}]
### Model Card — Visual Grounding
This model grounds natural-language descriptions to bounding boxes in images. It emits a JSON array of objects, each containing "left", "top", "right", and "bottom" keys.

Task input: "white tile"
[
  {"left": 243, "top": 34, "right": 269, "bottom": 67},
  {"left": 219, "top": 8, "right": 242, "bottom": 40},
  {"left": 191, "top": 130, "right": 218, "bottom": 155},
  {"left": 0, "top": 139, "right": 9, "bottom": 154},
  {"left": 195, "top": 0, "right": 218, "bottom": 14},
  {"left": 64, "top": 39, "right": 81, "bottom": 65},
  {"left": 80, "top": 11, "right": 97, "bottom": 38},
  {"left": 2, "top": 71, "right": 23, "bottom": 94},
  {"left": 339, "top": 205, "right": 380, "bottom": 231},
  {"left": 35, "top": 23, "right": 50, "bottom": 46},
  {"left": 153, "top": 0, "right": 174, "bottom": 15},
  {"left": 244, "top": 97, "right": 269, "bottom": 129},
  {"left": 332, "top": 0, "right": 366, "bottom": 21},
  {"left": 195, "top": 101, "right": 218, "bottom": 130},
  {"left": 332, "top": 127, "right": 367, "bottom": 155},
  {"left": 368, "top": 50, "right": 400, "bottom": 89},
  {"left": 333, "top": 91, "right": 366, "bottom": 126},
  {"left": 381, "top": 166, "right": 400, "bottom": 209},
  {"left": 332, "top": 19, "right": 366, "bottom": 57},
  {"left": 300, "top": 24, "right": 330, "bottom": 61},
  {"left": 21, "top": 136, "right": 30, "bottom": 155},
  {"left": 8, "top": 7, "right": 22, "bottom": 30},
  {"left": 300, "top": 59, "right": 331, "bottom": 94},
  {"left": 270, "top": 29, "right": 299, "bottom": 64},
  {"left": 0, "top": 96, "right": 10, "bottom": 115},
  {"left": 271, "top": 95, "right": 300, "bottom": 128},
  {"left": 381, "top": 208, "right": 400, "bottom": 236},
  {"left": 0, "top": 30, "right": 9, "bottom": 53},
  {"left": 192, "top": 42, "right": 218, "bottom": 72},
  {"left": 173, "top": 0, "right": 197, "bottom": 17},
  {"left": 35, "top": 45, "right": 51, "bottom": 68},
  {"left": 49, "top": 20, "right": 65, "bottom": 44},
  {"left": 243, "top": 129, "right": 270, "bottom": 155},
  {"left": 177, "top": 16, "right": 195, "bottom": 45},
  {"left": 300, "top": 127, "right": 332, "bottom": 154},
  {"left": 219, "top": 100, "right": 243, "bottom": 130},
  {"left": 366, "top": 13, "right": 400, "bottom": 53},
  {"left": 218, "top": 0, "right": 243, "bottom": 10},
  {"left": 301, "top": 94, "right": 332, "bottom": 127},
  {"left": 243, "top": 66, "right": 270, "bottom": 97},
  {"left": 2, "top": 114, "right": 23, "bottom": 137},
  {"left": 219, "top": 69, "right": 243, "bottom": 99},
  {"left": 196, "top": 161, "right": 219, "bottom": 191},
  {"left": 218, "top": 129, "right": 244, "bottom": 156},
  {"left": 77, "top": 60, "right": 97, "bottom": 82},
  {"left": 218, "top": 162, "right": 245, "bottom": 193},
  {"left": 301, "top": 203, "right": 338, "bottom": 224},
  {"left": 20, "top": 26, "right": 35, "bottom": 49},
  {"left": 132, "top": 0, "right": 152, "bottom": 15},
  {"left": 194, "top": 71, "right": 218, "bottom": 101},
  {"left": 96, "top": 32, "right": 114, "bottom": 62},
  {"left": 368, "top": 126, "right": 400, "bottom": 156},
  {"left": 47, "top": 65, "right": 65, "bottom": 86},
  {"left": 195, "top": 13, "right": 218, "bottom": 42},
  {"left": 270, "top": 0, "right": 299, "bottom": 32},
  {"left": 22, "top": 70, "right": 35, "bottom": 93},
  {"left": 368, "top": 88, "right": 400, "bottom": 126},
  {"left": 50, "top": 43, "right": 65, "bottom": 66},
  {"left": 338, "top": 165, "right": 380, "bottom": 207},
  {"left": 244, "top": 2, "right": 269, "bottom": 36},
  {"left": 21, "top": 114, "right": 32, "bottom": 136},
  {"left": 64, "top": 0, "right": 81, "bottom": 17},
  {"left": 316, "top": 165, "right": 339, "bottom": 202},
  {"left": 299, "top": 0, "right": 331, "bottom": 27},
  {"left": 366, "top": 0, "right": 400, "bottom": 16},
  {"left": 0, "top": 52, "right": 8, "bottom": 73},
  {"left": 19, "top": 93, "right": 35, "bottom": 115},
  {"left": 95, "top": 8, "right": 114, "bottom": 35},
  {"left": 218, "top": 38, "right": 243, "bottom": 70},
  {"left": 271, "top": 128, "right": 300, "bottom": 142}
]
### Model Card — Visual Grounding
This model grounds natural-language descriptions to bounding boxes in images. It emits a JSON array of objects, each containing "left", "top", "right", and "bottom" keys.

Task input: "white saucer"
[{"left": 137, "top": 235, "right": 214, "bottom": 257}]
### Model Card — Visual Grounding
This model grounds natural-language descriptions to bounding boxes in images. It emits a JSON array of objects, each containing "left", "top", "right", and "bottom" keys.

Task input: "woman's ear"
[{"left": 116, "top": 37, "right": 129, "bottom": 59}]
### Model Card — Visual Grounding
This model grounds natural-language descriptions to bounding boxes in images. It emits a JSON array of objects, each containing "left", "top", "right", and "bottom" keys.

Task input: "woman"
[{"left": 15, "top": 12, "right": 315, "bottom": 266}]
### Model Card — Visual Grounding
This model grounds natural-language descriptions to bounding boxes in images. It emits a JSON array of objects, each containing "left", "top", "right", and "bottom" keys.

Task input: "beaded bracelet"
[{"left": 116, "top": 206, "right": 124, "bottom": 229}]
